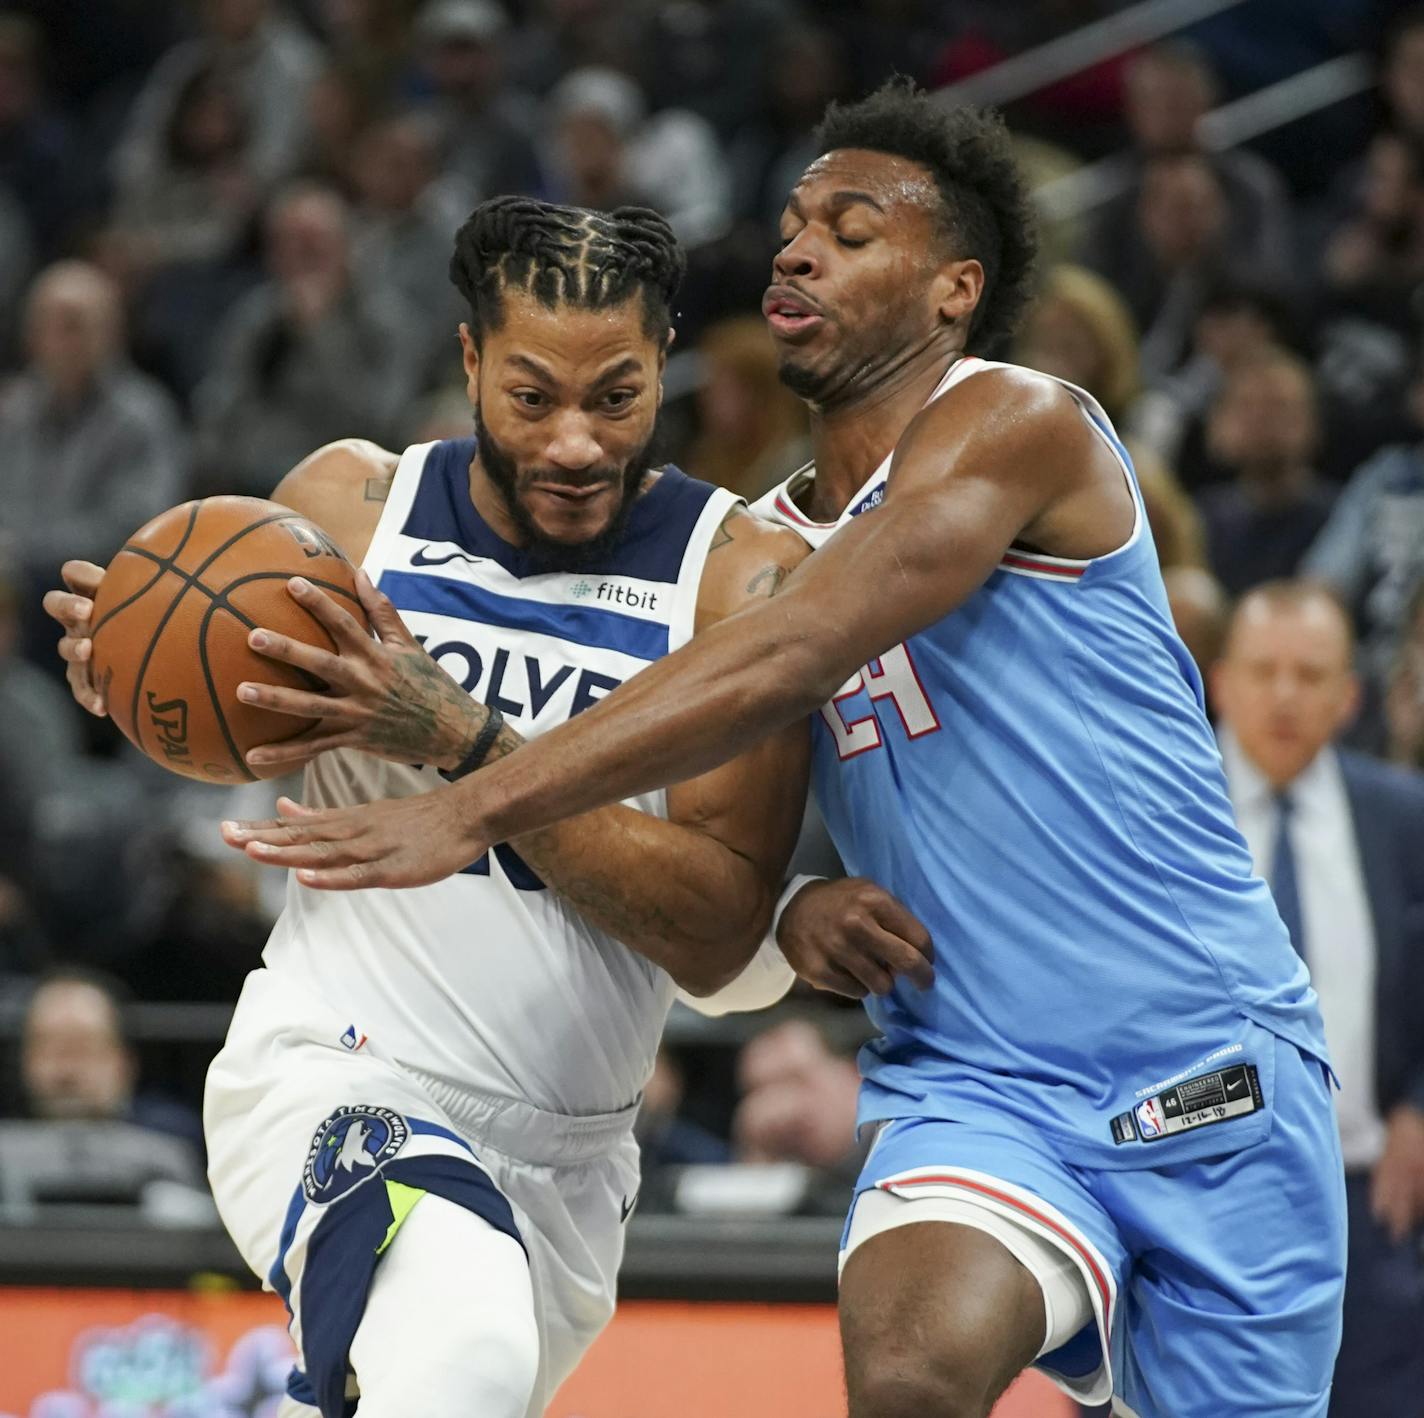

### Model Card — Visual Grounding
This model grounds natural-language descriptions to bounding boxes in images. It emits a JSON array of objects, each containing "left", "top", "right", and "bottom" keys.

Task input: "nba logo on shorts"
[
  {"left": 1135, "top": 1097, "right": 1166, "bottom": 1139},
  {"left": 302, "top": 1106, "right": 409, "bottom": 1203}
]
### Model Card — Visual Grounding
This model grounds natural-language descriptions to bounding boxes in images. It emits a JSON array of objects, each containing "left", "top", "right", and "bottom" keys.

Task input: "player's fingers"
[
  {"left": 812, "top": 964, "right": 870, "bottom": 1000},
  {"left": 244, "top": 731, "right": 342, "bottom": 770},
  {"left": 860, "top": 925, "right": 935, "bottom": 989},
  {"left": 43, "top": 588, "right": 93, "bottom": 633},
  {"left": 867, "top": 891, "right": 934, "bottom": 957},
  {"left": 295, "top": 860, "right": 379, "bottom": 890},
  {"left": 275, "top": 796, "right": 315, "bottom": 818},
  {"left": 355, "top": 569, "right": 410, "bottom": 645},
  {"left": 56, "top": 633, "right": 91, "bottom": 664},
  {"left": 832, "top": 945, "right": 894, "bottom": 997},
  {"left": 242, "top": 838, "right": 361, "bottom": 869},
  {"left": 60, "top": 560, "right": 104, "bottom": 597},
  {"left": 287, "top": 577, "right": 370, "bottom": 651},
  {"left": 237, "top": 680, "right": 349, "bottom": 723},
  {"left": 247, "top": 627, "right": 345, "bottom": 685},
  {"left": 221, "top": 813, "right": 360, "bottom": 846},
  {"left": 67, "top": 664, "right": 106, "bottom": 716}
]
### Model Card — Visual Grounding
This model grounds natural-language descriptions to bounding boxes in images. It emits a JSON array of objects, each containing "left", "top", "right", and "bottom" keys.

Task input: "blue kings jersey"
[
  {"left": 754, "top": 358, "right": 1331, "bottom": 1170},
  {"left": 264, "top": 438, "right": 739, "bottom": 1117}
]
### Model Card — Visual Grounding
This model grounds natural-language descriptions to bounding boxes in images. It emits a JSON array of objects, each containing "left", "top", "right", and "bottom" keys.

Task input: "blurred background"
[{"left": 1, "top": 0, "right": 1422, "bottom": 1414}]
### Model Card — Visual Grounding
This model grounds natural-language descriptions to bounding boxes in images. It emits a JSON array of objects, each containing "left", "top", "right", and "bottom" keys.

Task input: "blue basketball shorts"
[{"left": 842, "top": 1033, "right": 1347, "bottom": 1417}]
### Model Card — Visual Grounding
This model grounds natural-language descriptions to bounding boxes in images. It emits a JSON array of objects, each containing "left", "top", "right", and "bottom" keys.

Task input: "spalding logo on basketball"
[{"left": 302, "top": 1106, "right": 409, "bottom": 1204}]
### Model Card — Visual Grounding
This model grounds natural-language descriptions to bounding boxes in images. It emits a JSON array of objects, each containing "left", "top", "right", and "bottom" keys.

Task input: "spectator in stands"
[
  {"left": 1321, "top": 129, "right": 1424, "bottom": 337},
  {"left": 0, "top": 15, "right": 84, "bottom": 258},
  {"left": 0, "top": 261, "right": 188, "bottom": 628},
  {"left": 544, "top": 66, "right": 731, "bottom": 249},
  {"left": 1015, "top": 264, "right": 1142, "bottom": 426},
  {"left": 107, "top": 62, "right": 261, "bottom": 280},
  {"left": 1385, "top": 582, "right": 1424, "bottom": 771},
  {"left": 20, "top": 969, "right": 204, "bottom": 1153},
  {"left": 1302, "top": 361, "right": 1424, "bottom": 688},
  {"left": 1213, "top": 582, "right": 1424, "bottom": 1418},
  {"left": 1381, "top": 6, "right": 1424, "bottom": 150},
  {"left": 1117, "top": 153, "right": 1236, "bottom": 381},
  {"left": 683, "top": 315, "right": 808, "bottom": 501},
  {"left": 414, "top": 0, "right": 544, "bottom": 211},
  {"left": 350, "top": 112, "right": 466, "bottom": 386},
  {"left": 1130, "top": 276, "right": 1294, "bottom": 487},
  {"left": 1081, "top": 43, "right": 1292, "bottom": 358},
  {"left": 636, "top": 1048, "right": 731, "bottom": 1175},
  {"left": 730, "top": 23, "right": 850, "bottom": 234},
  {"left": 506, "top": 0, "right": 639, "bottom": 98},
  {"left": 732, "top": 1020, "right": 860, "bottom": 1177},
  {"left": 636, "top": 0, "right": 788, "bottom": 142},
  {"left": 113, "top": 0, "right": 322, "bottom": 198},
  {"left": 1198, "top": 349, "right": 1337, "bottom": 596},
  {"left": 194, "top": 182, "right": 418, "bottom": 496}
]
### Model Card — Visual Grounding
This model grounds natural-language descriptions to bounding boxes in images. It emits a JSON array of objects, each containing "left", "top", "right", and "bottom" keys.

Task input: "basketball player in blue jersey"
[
  {"left": 43, "top": 197, "right": 933, "bottom": 1418},
  {"left": 232, "top": 84, "right": 1350, "bottom": 1416}
]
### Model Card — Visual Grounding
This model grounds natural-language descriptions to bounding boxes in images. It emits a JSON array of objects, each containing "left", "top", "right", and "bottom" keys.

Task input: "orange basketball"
[{"left": 89, "top": 496, "right": 369, "bottom": 784}]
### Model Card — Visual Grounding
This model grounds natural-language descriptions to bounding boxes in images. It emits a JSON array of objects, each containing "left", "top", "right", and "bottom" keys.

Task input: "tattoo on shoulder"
[
  {"left": 708, "top": 507, "right": 739, "bottom": 553},
  {"left": 364, "top": 475, "right": 394, "bottom": 504},
  {"left": 745, "top": 564, "right": 789, "bottom": 598}
]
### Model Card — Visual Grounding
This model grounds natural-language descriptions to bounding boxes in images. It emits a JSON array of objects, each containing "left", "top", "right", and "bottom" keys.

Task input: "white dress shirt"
[{"left": 1219, "top": 731, "right": 1386, "bottom": 1170}]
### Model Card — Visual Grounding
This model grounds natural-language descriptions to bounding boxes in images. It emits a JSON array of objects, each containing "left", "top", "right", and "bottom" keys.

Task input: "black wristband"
[{"left": 438, "top": 707, "right": 505, "bottom": 782}]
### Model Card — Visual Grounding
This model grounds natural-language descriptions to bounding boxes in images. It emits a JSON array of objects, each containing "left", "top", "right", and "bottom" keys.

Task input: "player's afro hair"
[
  {"left": 450, "top": 196, "right": 685, "bottom": 346},
  {"left": 813, "top": 78, "right": 1038, "bottom": 356}
]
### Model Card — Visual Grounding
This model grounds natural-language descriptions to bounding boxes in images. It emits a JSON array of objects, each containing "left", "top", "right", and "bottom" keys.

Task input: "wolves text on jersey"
[{"left": 414, "top": 635, "right": 622, "bottom": 723}]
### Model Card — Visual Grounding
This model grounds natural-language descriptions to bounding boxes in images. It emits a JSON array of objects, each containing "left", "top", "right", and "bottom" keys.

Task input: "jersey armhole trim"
[{"left": 360, "top": 440, "right": 438, "bottom": 581}]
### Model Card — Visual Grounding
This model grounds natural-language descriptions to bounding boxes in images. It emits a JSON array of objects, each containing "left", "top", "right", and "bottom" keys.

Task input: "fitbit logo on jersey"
[
  {"left": 593, "top": 580, "right": 659, "bottom": 611},
  {"left": 302, "top": 1106, "right": 409, "bottom": 1203}
]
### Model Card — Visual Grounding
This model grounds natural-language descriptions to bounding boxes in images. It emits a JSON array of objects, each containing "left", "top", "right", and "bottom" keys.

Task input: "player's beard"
[{"left": 474, "top": 406, "right": 660, "bottom": 570}]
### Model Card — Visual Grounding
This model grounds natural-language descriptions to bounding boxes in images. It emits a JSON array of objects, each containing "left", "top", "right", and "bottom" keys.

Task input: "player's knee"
[{"left": 846, "top": 1352, "right": 999, "bottom": 1418}]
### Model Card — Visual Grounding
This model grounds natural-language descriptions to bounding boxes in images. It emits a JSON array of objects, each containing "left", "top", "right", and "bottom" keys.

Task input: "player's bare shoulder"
[
  {"left": 272, "top": 438, "right": 401, "bottom": 565},
  {"left": 695, "top": 504, "right": 811, "bottom": 631}
]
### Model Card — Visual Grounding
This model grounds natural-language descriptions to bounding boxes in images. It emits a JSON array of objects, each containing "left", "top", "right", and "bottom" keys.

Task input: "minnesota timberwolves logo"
[{"left": 302, "top": 1106, "right": 409, "bottom": 1203}]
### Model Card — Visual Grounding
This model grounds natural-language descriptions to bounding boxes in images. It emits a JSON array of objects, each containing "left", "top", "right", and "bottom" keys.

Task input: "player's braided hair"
[
  {"left": 449, "top": 196, "right": 685, "bottom": 345},
  {"left": 814, "top": 79, "right": 1038, "bottom": 356}
]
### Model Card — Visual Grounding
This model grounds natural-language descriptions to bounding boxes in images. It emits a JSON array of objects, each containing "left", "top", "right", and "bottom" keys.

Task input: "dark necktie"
[{"left": 1270, "top": 790, "right": 1307, "bottom": 961}]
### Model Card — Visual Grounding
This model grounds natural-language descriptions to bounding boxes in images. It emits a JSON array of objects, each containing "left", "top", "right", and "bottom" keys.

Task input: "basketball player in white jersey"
[{"left": 43, "top": 197, "right": 934, "bottom": 1418}]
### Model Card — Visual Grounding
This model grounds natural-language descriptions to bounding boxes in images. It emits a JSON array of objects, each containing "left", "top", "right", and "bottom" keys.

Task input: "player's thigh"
[
  {"left": 482, "top": 1134, "right": 639, "bottom": 1414},
  {"left": 1105, "top": 1037, "right": 1346, "bottom": 1418},
  {"left": 349, "top": 1194, "right": 538, "bottom": 1418},
  {"left": 839, "top": 1118, "right": 1121, "bottom": 1418},
  {"left": 840, "top": 1217, "right": 1045, "bottom": 1418}
]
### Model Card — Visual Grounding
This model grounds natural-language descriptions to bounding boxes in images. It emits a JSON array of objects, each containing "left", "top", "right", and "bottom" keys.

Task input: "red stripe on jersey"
[
  {"left": 877, "top": 1172, "right": 1113, "bottom": 1325},
  {"left": 774, "top": 492, "right": 830, "bottom": 530},
  {"left": 1000, "top": 551, "right": 1088, "bottom": 580}
]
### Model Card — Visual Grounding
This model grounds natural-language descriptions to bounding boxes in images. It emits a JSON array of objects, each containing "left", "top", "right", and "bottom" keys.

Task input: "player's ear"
[
  {"left": 933, "top": 258, "right": 984, "bottom": 327},
  {"left": 458, "top": 323, "right": 481, "bottom": 400}
]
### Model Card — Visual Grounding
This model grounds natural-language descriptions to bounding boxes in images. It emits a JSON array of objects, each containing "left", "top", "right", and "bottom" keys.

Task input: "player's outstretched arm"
[{"left": 223, "top": 369, "right": 1128, "bottom": 889}]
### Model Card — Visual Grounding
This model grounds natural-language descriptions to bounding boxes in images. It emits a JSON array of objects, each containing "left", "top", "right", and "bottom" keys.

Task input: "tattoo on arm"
[
  {"left": 745, "top": 564, "right": 788, "bottom": 598},
  {"left": 708, "top": 507, "right": 738, "bottom": 553},
  {"left": 365, "top": 649, "right": 481, "bottom": 764}
]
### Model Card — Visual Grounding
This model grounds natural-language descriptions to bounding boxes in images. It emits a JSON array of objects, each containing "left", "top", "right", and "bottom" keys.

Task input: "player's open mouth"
[{"left": 762, "top": 285, "right": 826, "bottom": 339}]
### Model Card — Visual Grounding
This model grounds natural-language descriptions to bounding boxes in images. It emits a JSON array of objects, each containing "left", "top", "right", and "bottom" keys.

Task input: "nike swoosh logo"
[
  {"left": 411, "top": 546, "right": 485, "bottom": 568},
  {"left": 1225, "top": 1077, "right": 1249, "bottom": 1096},
  {"left": 620, "top": 1191, "right": 639, "bottom": 1223}
]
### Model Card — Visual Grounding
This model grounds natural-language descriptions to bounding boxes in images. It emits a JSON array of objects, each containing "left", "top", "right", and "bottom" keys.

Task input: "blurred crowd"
[{"left": 0, "top": 0, "right": 1422, "bottom": 1295}]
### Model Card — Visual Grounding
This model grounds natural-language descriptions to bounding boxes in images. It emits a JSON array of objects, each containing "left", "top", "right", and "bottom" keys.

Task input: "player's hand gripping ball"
[{"left": 89, "top": 497, "right": 370, "bottom": 783}]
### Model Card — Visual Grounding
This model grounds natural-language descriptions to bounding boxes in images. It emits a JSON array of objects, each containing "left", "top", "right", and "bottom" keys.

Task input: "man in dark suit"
[{"left": 1213, "top": 579, "right": 1424, "bottom": 1418}]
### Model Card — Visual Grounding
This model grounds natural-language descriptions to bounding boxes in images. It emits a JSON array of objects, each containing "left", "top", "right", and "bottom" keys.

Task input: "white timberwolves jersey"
[{"left": 263, "top": 438, "right": 739, "bottom": 1116}]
